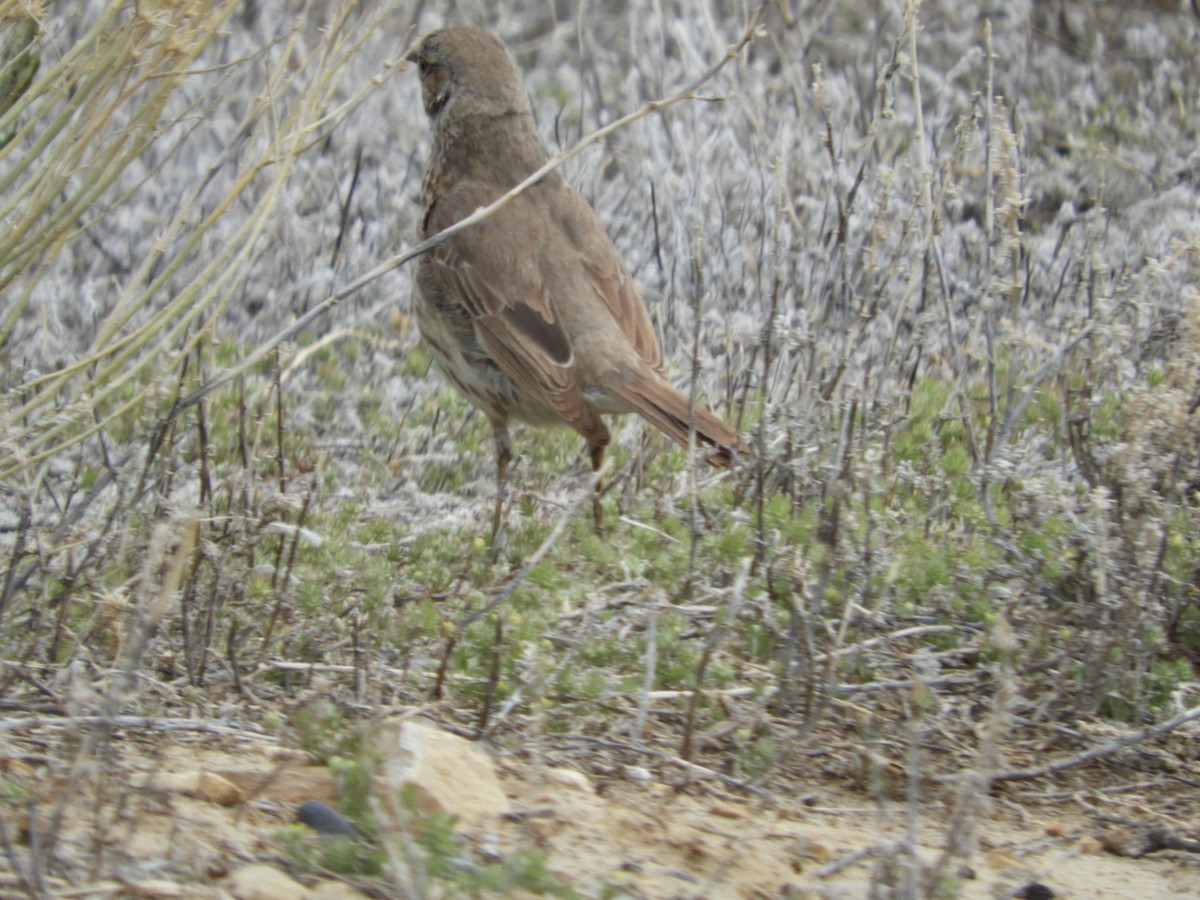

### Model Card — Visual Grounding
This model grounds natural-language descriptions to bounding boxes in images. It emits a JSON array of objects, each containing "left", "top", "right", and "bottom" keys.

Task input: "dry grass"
[{"left": 1, "top": 0, "right": 1198, "bottom": 896}]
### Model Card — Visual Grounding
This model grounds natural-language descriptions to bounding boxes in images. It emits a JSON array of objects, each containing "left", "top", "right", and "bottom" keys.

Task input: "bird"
[{"left": 409, "top": 26, "right": 746, "bottom": 539}]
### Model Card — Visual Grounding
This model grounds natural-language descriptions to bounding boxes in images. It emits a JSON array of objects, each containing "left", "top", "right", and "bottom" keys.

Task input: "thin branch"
[
  {"left": 936, "top": 704, "right": 1200, "bottom": 784},
  {"left": 554, "top": 734, "right": 771, "bottom": 799},
  {"left": 0, "top": 714, "right": 275, "bottom": 736}
]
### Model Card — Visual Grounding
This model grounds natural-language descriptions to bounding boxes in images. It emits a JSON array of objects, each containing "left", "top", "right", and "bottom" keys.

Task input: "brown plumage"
[{"left": 410, "top": 27, "right": 745, "bottom": 531}]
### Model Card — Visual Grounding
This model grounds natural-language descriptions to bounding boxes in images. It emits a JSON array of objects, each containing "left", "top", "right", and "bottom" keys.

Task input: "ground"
[
  {"left": 2, "top": 1, "right": 1200, "bottom": 897},
  {"left": 3, "top": 723, "right": 1198, "bottom": 897}
]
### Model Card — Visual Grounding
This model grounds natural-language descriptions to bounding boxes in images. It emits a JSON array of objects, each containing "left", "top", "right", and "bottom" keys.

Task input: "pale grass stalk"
[
  {"left": 634, "top": 597, "right": 659, "bottom": 744},
  {"left": 0, "top": 0, "right": 399, "bottom": 478},
  {"left": 0, "top": 1, "right": 226, "bottom": 315}
]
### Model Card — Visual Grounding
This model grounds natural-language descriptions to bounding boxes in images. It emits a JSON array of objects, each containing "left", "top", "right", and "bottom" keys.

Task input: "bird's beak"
[{"left": 404, "top": 34, "right": 426, "bottom": 65}]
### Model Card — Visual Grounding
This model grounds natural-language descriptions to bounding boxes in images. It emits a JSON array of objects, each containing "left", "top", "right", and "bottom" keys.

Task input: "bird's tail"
[{"left": 610, "top": 372, "right": 747, "bottom": 467}]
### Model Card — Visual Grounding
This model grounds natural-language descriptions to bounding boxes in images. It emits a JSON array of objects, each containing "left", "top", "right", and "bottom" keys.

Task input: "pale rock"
[
  {"left": 309, "top": 880, "right": 374, "bottom": 899},
  {"left": 226, "top": 864, "right": 311, "bottom": 899},
  {"left": 121, "top": 879, "right": 187, "bottom": 896},
  {"left": 709, "top": 800, "right": 749, "bottom": 820},
  {"left": 544, "top": 766, "right": 593, "bottom": 793},
  {"left": 375, "top": 719, "right": 509, "bottom": 829},
  {"left": 196, "top": 770, "right": 242, "bottom": 806}
]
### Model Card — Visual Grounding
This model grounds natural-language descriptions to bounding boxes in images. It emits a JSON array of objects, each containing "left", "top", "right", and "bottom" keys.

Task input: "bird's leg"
[
  {"left": 589, "top": 443, "right": 605, "bottom": 533},
  {"left": 490, "top": 420, "right": 513, "bottom": 557}
]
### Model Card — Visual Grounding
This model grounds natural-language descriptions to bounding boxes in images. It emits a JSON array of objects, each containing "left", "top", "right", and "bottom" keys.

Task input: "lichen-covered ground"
[{"left": 2, "top": 1, "right": 1199, "bottom": 896}]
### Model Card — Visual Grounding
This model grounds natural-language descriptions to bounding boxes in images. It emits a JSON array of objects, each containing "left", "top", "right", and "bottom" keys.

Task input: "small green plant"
[{"left": 290, "top": 701, "right": 362, "bottom": 763}]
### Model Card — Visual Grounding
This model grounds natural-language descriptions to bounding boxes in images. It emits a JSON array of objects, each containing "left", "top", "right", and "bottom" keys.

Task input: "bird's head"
[{"left": 408, "top": 27, "right": 531, "bottom": 126}]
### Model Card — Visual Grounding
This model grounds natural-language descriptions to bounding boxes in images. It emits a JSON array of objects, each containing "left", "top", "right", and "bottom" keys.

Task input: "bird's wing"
[
  {"left": 547, "top": 181, "right": 663, "bottom": 372},
  {"left": 422, "top": 180, "right": 609, "bottom": 445}
]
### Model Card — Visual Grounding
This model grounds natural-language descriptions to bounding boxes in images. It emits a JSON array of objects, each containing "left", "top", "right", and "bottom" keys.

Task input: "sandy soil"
[{"left": 3, "top": 726, "right": 1197, "bottom": 898}]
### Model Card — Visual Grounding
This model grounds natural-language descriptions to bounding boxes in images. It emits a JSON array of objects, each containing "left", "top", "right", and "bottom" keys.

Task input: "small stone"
[
  {"left": 793, "top": 837, "right": 830, "bottom": 863},
  {"left": 297, "top": 800, "right": 357, "bottom": 837},
  {"left": 309, "top": 881, "right": 373, "bottom": 899},
  {"left": 709, "top": 801, "right": 748, "bottom": 820},
  {"left": 1101, "top": 828, "right": 1140, "bottom": 857},
  {"left": 0, "top": 756, "right": 35, "bottom": 778},
  {"left": 123, "top": 880, "right": 186, "bottom": 897},
  {"left": 1013, "top": 882, "right": 1055, "bottom": 900},
  {"left": 545, "top": 767, "right": 592, "bottom": 793},
  {"left": 195, "top": 771, "right": 242, "bottom": 807},
  {"left": 226, "top": 864, "right": 312, "bottom": 899}
]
